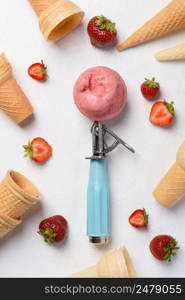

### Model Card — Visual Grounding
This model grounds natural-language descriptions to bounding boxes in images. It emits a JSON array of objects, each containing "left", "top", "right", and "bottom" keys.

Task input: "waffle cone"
[
  {"left": 71, "top": 266, "right": 97, "bottom": 278},
  {"left": 0, "top": 212, "right": 21, "bottom": 239},
  {"left": 153, "top": 162, "right": 185, "bottom": 208},
  {"left": 118, "top": 0, "right": 185, "bottom": 51},
  {"left": 0, "top": 170, "right": 41, "bottom": 220},
  {"left": 155, "top": 43, "right": 185, "bottom": 61},
  {"left": 29, "top": 0, "right": 57, "bottom": 16},
  {"left": 29, "top": 0, "right": 84, "bottom": 42},
  {"left": 71, "top": 247, "right": 136, "bottom": 278},
  {"left": 0, "top": 53, "right": 33, "bottom": 124}
]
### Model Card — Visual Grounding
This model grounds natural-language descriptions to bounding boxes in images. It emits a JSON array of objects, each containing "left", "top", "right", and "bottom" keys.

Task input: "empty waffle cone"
[
  {"left": 153, "top": 142, "right": 185, "bottom": 208},
  {"left": 118, "top": 0, "right": 185, "bottom": 51},
  {"left": 0, "top": 212, "right": 21, "bottom": 239},
  {"left": 70, "top": 247, "right": 136, "bottom": 278},
  {"left": 29, "top": 0, "right": 84, "bottom": 42},
  {"left": 0, "top": 53, "right": 33, "bottom": 124},
  {"left": 0, "top": 170, "right": 41, "bottom": 220},
  {"left": 155, "top": 43, "right": 185, "bottom": 61}
]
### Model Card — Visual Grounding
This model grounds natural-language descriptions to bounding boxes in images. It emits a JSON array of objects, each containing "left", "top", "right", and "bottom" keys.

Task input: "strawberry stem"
[
  {"left": 163, "top": 240, "right": 179, "bottom": 262},
  {"left": 95, "top": 15, "right": 116, "bottom": 33},
  {"left": 144, "top": 77, "right": 160, "bottom": 88},
  {"left": 41, "top": 60, "right": 47, "bottom": 76},
  {"left": 38, "top": 228, "right": 57, "bottom": 243},
  {"left": 143, "top": 208, "right": 149, "bottom": 227},
  {"left": 164, "top": 101, "right": 175, "bottom": 116},
  {"left": 22, "top": 142, "right": 33, "bottom": 158}
]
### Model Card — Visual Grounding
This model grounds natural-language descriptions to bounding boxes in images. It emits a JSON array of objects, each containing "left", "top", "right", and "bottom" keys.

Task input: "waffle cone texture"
[
  {"left": 70, "top": 247, "right": 136, "bottom": 278},
  {"left": 155, "top": 43, "right": 185, "bottom": 61},
  {"left": 0, "top": 53, "right": 33, "bottom": 124},
  {"left": 118, "top": 0, "right": 185, "bottom": 51},
  {"left": 0, "top": 170, "right": 41, "bottom": 238},
  {"left": 28, "top": 0, "right": 84, "bottom": 42},
  {"left": 153, "top": 143, "right": 185, "bottom": 208}
]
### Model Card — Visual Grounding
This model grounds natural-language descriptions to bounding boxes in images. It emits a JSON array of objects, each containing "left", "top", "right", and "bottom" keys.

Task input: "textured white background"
[{"left": 0, "top": 0, "right": 185, "bottom": 278}]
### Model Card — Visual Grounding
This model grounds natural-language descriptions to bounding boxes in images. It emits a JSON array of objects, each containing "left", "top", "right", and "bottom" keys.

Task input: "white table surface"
[{"left": 0, "top": 0, "right": 185, "bottom": 278}]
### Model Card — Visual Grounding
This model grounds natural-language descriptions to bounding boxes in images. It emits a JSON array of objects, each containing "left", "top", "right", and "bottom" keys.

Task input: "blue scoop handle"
[{"left": 87, "top": 159, "right": 110, "bottom": 238}]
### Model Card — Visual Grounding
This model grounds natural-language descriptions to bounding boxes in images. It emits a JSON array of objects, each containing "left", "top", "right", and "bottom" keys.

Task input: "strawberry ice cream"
[{"left": 73, "top": 66, "right": 127, "bottom": 121}]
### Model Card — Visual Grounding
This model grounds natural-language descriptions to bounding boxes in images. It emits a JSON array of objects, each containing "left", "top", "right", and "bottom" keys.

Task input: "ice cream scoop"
[
  {"left": 73, "top": 66, "right": 127, "bottom": 121},
  {"left": 74, "top": 68, "right": 134, "bottom": 245}
]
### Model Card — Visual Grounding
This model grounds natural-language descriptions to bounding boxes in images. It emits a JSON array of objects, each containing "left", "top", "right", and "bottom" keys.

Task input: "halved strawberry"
[
  {"left": 28, "top": 60, "right": 47, "bottom": 81},
  {"left": 129, "top": 208, "right": 148, "bottom": 228},
  {"left": 149, "top": 101, "right": 175, "bottom": 126},
  {"left": 23, "top": 137, "right": 52, "bottom": 163}
]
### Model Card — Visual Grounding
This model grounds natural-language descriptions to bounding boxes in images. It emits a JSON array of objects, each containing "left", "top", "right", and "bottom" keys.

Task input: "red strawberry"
[
  {"left": 38, "top": 215, "right": 68, "bottom": 243},
  {"left": 149, "top": 101, "right": 175, "bottom": 127},
  {"left": 150, "top": 235, "right": 179, "bottom": 261},
  {"left": 129, "top": 208, "right": 148, "bottom": 228},
  {"left": 28, "top": 60, "right": 47, "bottom": 81},
  {"left": 23, "top": 137, "right": 52, "bottom": 163},
  {"left": 87, "top": 15, "right": 117, "bottom": 48},
  {"left": 141, "top": 77, "right": 160, "bottom": 100}
]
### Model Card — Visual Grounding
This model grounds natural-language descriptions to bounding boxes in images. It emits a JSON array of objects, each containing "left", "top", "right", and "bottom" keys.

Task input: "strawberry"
[
  {"left": 141, "top": 77, "right": 160, "bottom": 100},
  {"left": 87, "top": 15, "right": 117, "bottom": 48},
  {"left": 129, "top": 208, "right": 148, "bottom": 228},
  {"left": 149, "top": 101, "right": 175, "bottom": 126},
  {"left": 38, "top": 215, "right": 68, "bottom": 243},
  {"left": 150, "top": 235, "right": 179, "bottom": 261},
  {"left": 23, "top": 137, "right": 52, "bottom": 163},
  {"left": 28, "top": 60, "right": 47, "bottom": 81}
]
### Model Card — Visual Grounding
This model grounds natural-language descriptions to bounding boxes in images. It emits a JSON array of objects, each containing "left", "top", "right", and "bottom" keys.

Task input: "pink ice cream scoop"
[{"left": 73, "top": 66, "right": 127, "bottom": 121}]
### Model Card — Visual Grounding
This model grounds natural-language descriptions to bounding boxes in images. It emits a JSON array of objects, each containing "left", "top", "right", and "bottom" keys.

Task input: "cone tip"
[
  {"left": 155, "top": 53, "right": 163, "bottom": 61},
  {"left": 117, "top": 43, "right": 128, "bottom": 51}
]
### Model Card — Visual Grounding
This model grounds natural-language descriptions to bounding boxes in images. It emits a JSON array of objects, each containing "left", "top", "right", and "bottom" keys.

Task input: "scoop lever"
[{"left": 87, "top": 121, "right": 135, "bottom": 159}]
